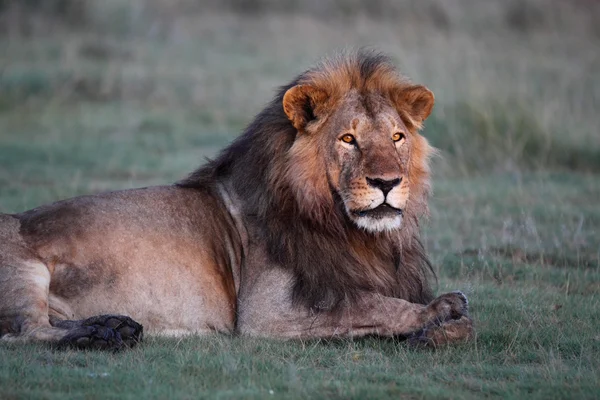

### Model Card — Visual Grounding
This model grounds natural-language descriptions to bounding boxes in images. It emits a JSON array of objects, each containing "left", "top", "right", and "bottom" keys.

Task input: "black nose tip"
[{"left": 366, "top": 177, "right": 402, "bottom": 196}]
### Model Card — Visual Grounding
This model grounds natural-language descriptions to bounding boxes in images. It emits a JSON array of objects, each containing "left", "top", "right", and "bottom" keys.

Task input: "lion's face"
[
  {"left": 322, "top": 91, "right": 411, "bottom": 232},
  {"left": 283, "top": 81, "right": 434, "bottom": 234}
]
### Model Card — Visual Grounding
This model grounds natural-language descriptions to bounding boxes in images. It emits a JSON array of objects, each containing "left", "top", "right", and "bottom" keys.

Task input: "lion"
[{"left": 0, "top": 51, "right": 473, "bottom": 349}]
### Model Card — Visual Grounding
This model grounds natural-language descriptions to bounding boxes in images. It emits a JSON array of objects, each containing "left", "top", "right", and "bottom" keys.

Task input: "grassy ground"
[{"left": 1, "top": 1, "right": 599, "bottom": 399}]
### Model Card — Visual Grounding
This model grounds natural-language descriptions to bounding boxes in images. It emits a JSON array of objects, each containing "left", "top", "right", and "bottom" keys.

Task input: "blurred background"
[{"left": 0, "top": 0, "right": 599, "bottom": 271}]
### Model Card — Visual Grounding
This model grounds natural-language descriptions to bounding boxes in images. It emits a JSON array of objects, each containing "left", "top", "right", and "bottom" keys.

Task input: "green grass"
[{"left": 1, "top": 1, "right": 599, "bottom": 398}]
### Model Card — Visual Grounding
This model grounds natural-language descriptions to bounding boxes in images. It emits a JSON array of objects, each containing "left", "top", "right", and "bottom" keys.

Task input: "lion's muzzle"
[{"left": 344, "top": 174, "right": 408, "bottom": 232}]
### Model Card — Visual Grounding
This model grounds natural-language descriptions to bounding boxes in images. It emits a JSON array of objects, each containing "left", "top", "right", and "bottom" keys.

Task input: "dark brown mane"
[{"left": 178, "top": 50, "right": 435, "bottom": 311}]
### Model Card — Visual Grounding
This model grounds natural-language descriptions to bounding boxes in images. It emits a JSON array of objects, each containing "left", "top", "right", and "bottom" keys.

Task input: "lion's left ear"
[
  {"left": 392, "top": 85, "right": 435, "bottom": 130},
  {"left": 283, "top": 84, "right": 329, "bottom": 132}
]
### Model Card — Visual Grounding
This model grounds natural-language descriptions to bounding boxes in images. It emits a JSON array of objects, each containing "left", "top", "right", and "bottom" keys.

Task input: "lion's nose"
[{"left": 366, "top": 177, "right": 401, "bottom": 196}]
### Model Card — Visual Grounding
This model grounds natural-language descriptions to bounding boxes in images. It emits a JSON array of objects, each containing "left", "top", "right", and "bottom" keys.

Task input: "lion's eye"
[
  {"left": 392, "top": 132, "right": 405, "bottom": 143},
  {"left": 341, "top": 134, "right": 356, "bottom": 144}
]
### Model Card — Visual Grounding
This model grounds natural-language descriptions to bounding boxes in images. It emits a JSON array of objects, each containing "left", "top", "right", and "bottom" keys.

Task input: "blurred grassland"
[
  {"left": 0, "top": 0, "right": 599, "bottom": 399},
  {"left": 1, "top": 0, "right": 599, "bottom": 180}
]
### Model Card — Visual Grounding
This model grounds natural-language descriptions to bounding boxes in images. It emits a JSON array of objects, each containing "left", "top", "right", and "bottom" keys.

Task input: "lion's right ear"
[{"left": 283, "top": 85, "right": 329, "bottom": 131}]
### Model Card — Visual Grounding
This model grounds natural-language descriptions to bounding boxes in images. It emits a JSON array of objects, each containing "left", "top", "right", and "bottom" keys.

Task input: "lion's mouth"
[{"left": 352, "top": 204, "right": 403, "bottom": 219}]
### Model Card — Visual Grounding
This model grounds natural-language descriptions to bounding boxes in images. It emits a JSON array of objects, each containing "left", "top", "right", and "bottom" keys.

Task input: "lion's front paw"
[
  {"left": 409, "top": 315, "right": 474, "bottom": 347},
  {"left": 425, "top": 291, "right": 469, "bottom": 325}
]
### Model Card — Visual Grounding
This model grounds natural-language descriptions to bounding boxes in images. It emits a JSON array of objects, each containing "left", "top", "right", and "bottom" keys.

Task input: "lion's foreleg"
[
  {"left": 237, "top": 270, "right": 471, "bottom": 343},
  {"left": 297, "top": 292, "right": 471, "bottom": 340}
]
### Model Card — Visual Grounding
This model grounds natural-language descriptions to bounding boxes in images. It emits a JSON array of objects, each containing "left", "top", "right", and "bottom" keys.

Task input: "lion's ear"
[
  {"left": 393, "top": 85, "right": 435, "bottom": 130},
  {"left": 283, "top": 85, "right": 329, "bottom": 131}
]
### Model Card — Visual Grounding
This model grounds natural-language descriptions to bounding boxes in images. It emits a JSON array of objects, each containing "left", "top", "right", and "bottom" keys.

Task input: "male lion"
[{"left": 0, "top": 51, "right": 472, "bottom": 349}]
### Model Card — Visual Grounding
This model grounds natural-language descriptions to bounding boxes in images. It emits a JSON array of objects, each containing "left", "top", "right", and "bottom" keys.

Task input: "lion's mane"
[{"left": 179, "top": 51, "right": 435, "bottom": 311}]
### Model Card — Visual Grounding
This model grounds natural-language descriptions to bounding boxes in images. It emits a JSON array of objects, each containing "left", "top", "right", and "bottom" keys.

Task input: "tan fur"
[{"left": 0, "top": 51, "right": 472, "bottom": 348}]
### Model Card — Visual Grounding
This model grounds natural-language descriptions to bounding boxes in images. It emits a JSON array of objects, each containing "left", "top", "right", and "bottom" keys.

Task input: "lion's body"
[
  {"left": 0, "top": 186, "right": 239, "bottom": 339},
  {"left": 0, "top": 51, "right": 473, "bottom": 348}
]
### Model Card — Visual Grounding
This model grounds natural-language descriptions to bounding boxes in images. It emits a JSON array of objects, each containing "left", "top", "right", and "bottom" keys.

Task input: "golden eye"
[
  {"left": 341, "top": 134, "right": 356, "bottom": 144},
  {"left": 392, "top": 132, "right": 405, "bottom": 142}
]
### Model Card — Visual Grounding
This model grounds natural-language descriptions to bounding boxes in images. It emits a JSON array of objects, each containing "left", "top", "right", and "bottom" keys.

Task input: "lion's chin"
[
  {"left": 347, "top": 204, "right": 404, "bottom": 232},
  {"left": 353, "top": 214, "right": 403, "bottom": 233}
]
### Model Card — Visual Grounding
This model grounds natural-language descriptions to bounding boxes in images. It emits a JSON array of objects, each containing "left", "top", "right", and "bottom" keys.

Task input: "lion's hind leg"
[
  {"left": 0, "top": 214, "right": 66, "bottom": 344},
  {"left": 0, "top": 257, "right": 69, "bottom": 344},
  {"left": 0, "top": 255, "right": 142, "bottom": 350}
]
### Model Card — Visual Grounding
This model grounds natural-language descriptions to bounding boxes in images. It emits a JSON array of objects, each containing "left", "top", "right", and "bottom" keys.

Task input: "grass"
[{"left": 1, "top": 1, "right": 599, "bottom": 398}]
